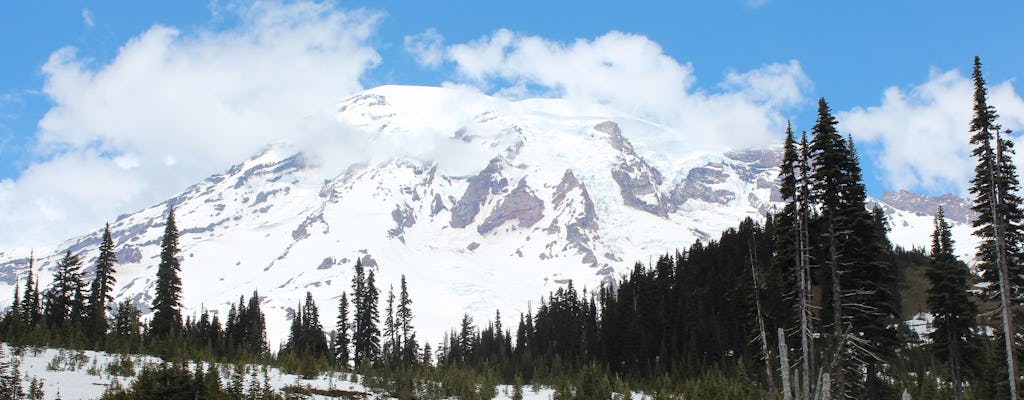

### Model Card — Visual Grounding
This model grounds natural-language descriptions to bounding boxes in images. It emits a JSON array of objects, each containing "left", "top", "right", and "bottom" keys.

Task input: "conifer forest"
[{"left": 1, "top": 58, "right": 1023, "bottom": 400}]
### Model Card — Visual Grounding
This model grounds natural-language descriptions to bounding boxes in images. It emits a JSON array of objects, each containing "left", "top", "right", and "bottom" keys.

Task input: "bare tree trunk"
[
  {"left": 828, "top": 213, "right": 845, "bottom": 399},
  {"left": 751, "top": 240, "right": 777, "bottom": 400},
  {"left": 990, "top": 128, "right": 1019, "bottom": 400},
  {"left": 797, "top": 192, "right": 814, "bottom": 400},
  {"left": 819, "top": 373, "right": 831, "bottom": 400},
  {"left": 949, "top": 336, "right": 963, "bottom": 400},
  {"left": 779, "top": 328, "right": 793, "bottom": 400}
]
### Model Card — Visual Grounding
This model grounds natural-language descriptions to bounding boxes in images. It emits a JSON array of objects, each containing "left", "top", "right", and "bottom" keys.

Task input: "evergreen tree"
[
  {"left": 927, "top": 207, "right": 978, "bottom": 400},
  {"left": 351, "top": 259, "right": 367, "bottom": 367},
  {"left": 150, "top": 208, "right": 183, "bottom": 338},
  {"left": 968, "top": 55, "right": 1022, "bottom": 400},
  {"left": 87, "top": 223, "right": 118, "bottom": 339},
  {"left": 19, "top": 254, "right": 41, "bottom": 329},
  {"left": 112, "top": 299, "right": 142, "bottom": 338},
  {"left": 809, "top": 99, "right": 899, "bottom": 399},
  {"left": 384, "top": 285, "right": 398, "bottom": 363},
  {"left": 397, "top": 275, "right": 416, "bottom": 364},
  {"left": 42, "top": 250, "right": 85, "bottom": 330},
  {"left": 335, "top": 292, "right": 351, "bottom": 368},
  {"left": 350, "top": 260, "right": 381, "bottom": 367},
  {"left": 284, "top": 292, "right": 329, "bottom": 359}
]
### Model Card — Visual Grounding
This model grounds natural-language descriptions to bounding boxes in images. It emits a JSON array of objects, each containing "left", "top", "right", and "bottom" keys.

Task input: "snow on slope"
[{"left": 0, "top": 85, "right": 977, "bottom": 349}]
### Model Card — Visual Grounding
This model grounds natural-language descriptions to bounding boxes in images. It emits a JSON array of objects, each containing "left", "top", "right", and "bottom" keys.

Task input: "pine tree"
[
  {"left": 927, "top": 207, "right": 978, "bottom": 400},
  {"left": 335, "top": 292, "right": 351, "bottom": 368},
  {"left": 968, "top": 55, "right": 1022, "bottom": 400},
  {"left": 42, "top": 250, "right": 85, "bottom": 330},
  {"left": 87, "top": 223, "right": 118, "bottom": 339},
  {"left": 150, "top": 207, "right": 183, "bottom": 338}
]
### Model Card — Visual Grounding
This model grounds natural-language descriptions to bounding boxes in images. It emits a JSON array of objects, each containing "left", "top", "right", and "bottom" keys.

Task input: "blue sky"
[{"left": 1, "top": 0, "right": 1023, "bottom": 248}]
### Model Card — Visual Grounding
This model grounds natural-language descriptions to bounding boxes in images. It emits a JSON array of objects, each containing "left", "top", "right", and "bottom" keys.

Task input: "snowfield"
[{"left": 0, "top": 85, "right": 977, "bottom": 350}]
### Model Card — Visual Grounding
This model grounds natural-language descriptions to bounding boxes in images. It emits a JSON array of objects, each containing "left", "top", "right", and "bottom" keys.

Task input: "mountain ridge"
[{"left": 0, "top": 85, "right": 978, "bottom": 347}]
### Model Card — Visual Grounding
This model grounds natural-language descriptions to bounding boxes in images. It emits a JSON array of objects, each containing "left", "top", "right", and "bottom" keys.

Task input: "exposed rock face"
[
  {"left": 548, "top": 169, "right": 602, "bottom": 269},
  {"left": 478, "top": 179, "right": 545, "bottom": 234},
  {"left": 388, "top": 203, "right": 416, "bottom": 242},
  {"left": 116, "top": 246, "right": 143, "bottom": 264},
  {"left": 598, "top": 121, "right": 675, "bottom": 217},
  {"left": 881, "top": 190, "right": 975, "bottom": 224},
  {"left": 451, "top": 158, "right": 508, "bottom": 229},
  {"left": 431, "top": 194, "right": 447, "bottom": 217},
  {"left": 673, "top": 165, "right": 736, "bottom": 206}
]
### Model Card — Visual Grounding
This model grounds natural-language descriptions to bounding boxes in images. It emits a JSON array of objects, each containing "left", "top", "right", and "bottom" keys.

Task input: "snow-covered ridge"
[{"left": 0, "top": 85, "right": 976, "bottom": 348}]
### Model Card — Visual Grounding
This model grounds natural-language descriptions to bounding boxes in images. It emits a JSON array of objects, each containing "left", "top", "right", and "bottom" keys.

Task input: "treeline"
[
  {"left": 0, "top": 57, "right": 1021, "bottom": 400},
  {"left": 432, "top": 57, "right": 1024, "bottom": 400}
]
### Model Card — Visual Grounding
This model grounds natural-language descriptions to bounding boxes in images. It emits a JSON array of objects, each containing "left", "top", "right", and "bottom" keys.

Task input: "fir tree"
[
  {"left": 335, "top": 292, "right": 351, "bottom": 368},
  {"left": 968, "top": 55, "right": 1022, "bottom": 400},
  {"left": 150, "top": 207, "right": 183, "bottom": 338},
  {"left": 42, "top": 250, "right": 85, "bottom": 330},
  {"left": 19, "top": 254, "right": 41, "bottom": 329},
  {"left": 398, "top": 275, "right": 416, "bottom": 364},
  {"left": 927, "top": 207, "right": 978, "bottom": 400},
  {"left": 384, "top": 285, "right": 397, "bottom": 363},
  {"left": 87, "top": 223, "right": 118, "bottom": 339}
]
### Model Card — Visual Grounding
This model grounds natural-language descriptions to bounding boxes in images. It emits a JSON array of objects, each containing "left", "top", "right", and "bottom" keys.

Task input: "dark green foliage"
[
  {"left": 333, "top": 291, "right": 351, "bottom": 368},
  {"left": 150, "top": 208, "right": 183, "bottom": 338},
  {"left": 282, "top": 292, "right": 329, "bottom": 361},
  {"left": 351, "top": 260, "right": 381, "bottom": 368},
  {"left": 87, "top": 223, "right": 118, "bottom": 341},
  {"left": 967, "top": 55, "right": 1023, "bottom": 400},
  {"left": 927, "top": 207, "right": 978, "bottom": 399},
  {"left": 42, "top": 251, "right": 86, "bottom": 331},
  {"left": 99, "top": 363, "right": 234, "bottom": 400},
  {"left": 20, "top": 256, "right": 42, "bottom": 329}
]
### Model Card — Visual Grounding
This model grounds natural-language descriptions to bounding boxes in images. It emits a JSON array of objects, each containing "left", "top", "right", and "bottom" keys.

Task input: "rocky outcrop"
[
  {"left": 477, "top": 179, "right": 545, "bottom": 235},
  {"left": 673, "top": 164, "right": 736, "bottom": 206},
  {"left": 450, "top": 158, "right": 508, "bottom": 229},
  {"left": 598, "top": 122, "right": 675, "bottom": 217},
  {"left": 880, "top": 190, "right": 975, "bottom": 224},
  {"left": 388, "top": 203, "right": 416, "bottom": 243}
]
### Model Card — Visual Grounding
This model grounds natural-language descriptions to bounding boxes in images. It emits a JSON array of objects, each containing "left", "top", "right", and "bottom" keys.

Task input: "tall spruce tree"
[
  {"left": 150, "top": 207, "right": 183, "bottom": 338},
  {"left": 335, "top": 292, "right": 351, "bottom": 368},
  {"left": 968, "top": 56, "right": 1022, "bottom": 400},
  {"left": 87, "top": 223, "right": 117, "bottom": 339},
  {"left": 42, "top": 251, "right": 85, "bottom": 330},
  {"left": 809, "top": 99, "right": 898, "bottom": 399},
  {"left": 19, "top": 254, "right": 41, "bottom": 329},
  {"left": 351, "top": 260, "right": 381, "bottom": 367},
  {"left": 397, "top": 275, "right": 416, "bottom": 364},
  {"left": 927, "top": 207, "right": 978, "bottom": 400}
]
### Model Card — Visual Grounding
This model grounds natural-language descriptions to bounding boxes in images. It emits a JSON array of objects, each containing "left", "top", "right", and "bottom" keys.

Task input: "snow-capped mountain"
[{"left": 0, "top": 85, "right": 977, "bottom": 347}]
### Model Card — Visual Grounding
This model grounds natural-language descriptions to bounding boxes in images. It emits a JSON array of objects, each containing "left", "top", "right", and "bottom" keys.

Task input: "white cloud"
[
  {"left": 840, "top": 68, "right": 1024, "bottom": 195},
  {"left": 1, "top": 1, "right": 381, "bottom": 249},
  {"left": 82, "top": 8, "right": 94, "bottom": 27},
  {"left": 747, "top": 0, "right": 772, "bottom": 8},
  {"left": 443, "top": 29, "right": 809, "bottom": 151},
  {"left": 404, "top": 28, "right": 445, "bottom": 68},
  {"left": 721, "top": 60, "right": 812, "bottom": 108}
]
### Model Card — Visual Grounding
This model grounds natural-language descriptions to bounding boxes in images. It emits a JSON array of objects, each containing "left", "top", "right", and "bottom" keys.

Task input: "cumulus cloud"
[
  {"left": 721, "top": 60, "right": 812, "bottom": 108},
  {"left": 442, "top": 29, "right": 809, "bottom": 150},
  {"left": 404, "top": 28, "right": 445, "bottom": 68},
  {"left": 840, "top": 68, "right": 1024, "bottom": 195},
  {"left": 1, "top": 1, "right": 381, "bottom": 249}
]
